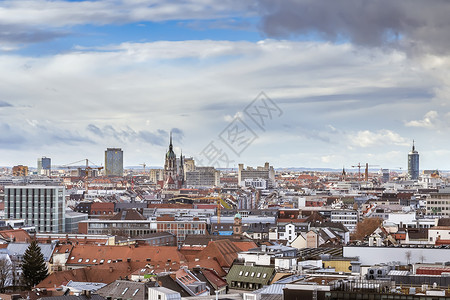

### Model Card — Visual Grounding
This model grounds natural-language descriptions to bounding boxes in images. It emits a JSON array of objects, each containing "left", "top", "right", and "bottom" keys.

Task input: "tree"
[
  {"left": 21, "top": 241, "right": 48, "bottom": 289},
  {"left": 0, "top": 256, "right": 13, "bottom": 292}
]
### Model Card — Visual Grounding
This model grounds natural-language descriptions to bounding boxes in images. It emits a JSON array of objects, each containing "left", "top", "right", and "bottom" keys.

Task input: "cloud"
[
  {"left": 0, "top": 121, "right": 93, "bottom": 150},
  {"left": 86, "top": 124, "right": 183, "bottom": 146},
  {"left": 257, "top": 0, "right": 450, "bottom": 55},
  {"left": 349, "top": 129, "right": 409, "bottom": 148},
  {"left": 0, "top": 0, "right": 252, "bottom": 27},
  {"left": 0, "top": 100, "right": 12, "bottom": 107},
  {"left": 405, "top": 111, "right": 440, "bottom": 129}
]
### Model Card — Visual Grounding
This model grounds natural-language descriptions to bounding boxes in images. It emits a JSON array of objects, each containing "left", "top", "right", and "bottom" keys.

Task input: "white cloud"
[
  {"left": 350, "top": 130, "right": 409, "bottom": 148},
  {"left": 0, "top": 39, "right": 449, "bottom": 168},
  {"left": 405, "top": 111, "right": 439, "bottom": 129},
  {"left": 0, "top": 0, "right": 250, "bottom": 27}
]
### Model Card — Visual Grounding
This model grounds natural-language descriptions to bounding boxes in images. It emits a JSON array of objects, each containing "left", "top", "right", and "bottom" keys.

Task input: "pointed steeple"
[{"left": 169, "top": 131, "right": 173, "bottom": 149}]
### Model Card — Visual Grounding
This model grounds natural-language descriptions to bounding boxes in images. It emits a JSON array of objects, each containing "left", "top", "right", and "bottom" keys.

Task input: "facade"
[
  {"left": 408, "top": 141, "right": 419, "bottom": 180},
  {"left": 78, "top": 217, "right": 207, "bottom": 244},
  {"left": 65, "top": 210, "right": 88, "bottom": 233},
  {"left": 104, "top": 147, "right": 123, "bottom": 176},
  {"left": 37, "top": 157, "right": 51, "bottom": 176},
  {"left": 185, "top": 166, "right": 219, "bottom": 187},
  {"left": 426, "top": 192, "right": 450, "bottom": 216},
  {"left": 12, "top": 165, "right": 28, "bottom": 177},
  {"left": 238, "top": 162, "right": 275, "bottom": 188},
  {"left": 4, "top": 185, "right": 65, "bottom": 233},
  {"left": 149, "top": 168, "right": 164, "bottom": 183},
  {"left": 330, "top": 209, "right": 358, "bottom": 232}
]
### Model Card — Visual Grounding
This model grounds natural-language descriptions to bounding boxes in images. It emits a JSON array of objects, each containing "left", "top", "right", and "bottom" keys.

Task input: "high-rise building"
[
  {"left": 105, "top": 148, "right": 123, "bottom": 176},
  {"left": 408, "top": 141, "right": 419, "bottom": 180},
  {"left": 37, "top": 157, "right": 51, "bottom": 176},
  {"left": 4, "top": 185, "right": 66, "bottom": 233}
]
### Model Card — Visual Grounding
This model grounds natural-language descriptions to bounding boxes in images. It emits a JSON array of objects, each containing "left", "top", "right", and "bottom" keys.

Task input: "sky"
[{"left": 1, "top": 0, "right": 450, "bottom": 170}]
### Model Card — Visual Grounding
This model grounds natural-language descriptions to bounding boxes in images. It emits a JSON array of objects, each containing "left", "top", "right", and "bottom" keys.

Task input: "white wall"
[{"left": 343, "top": 246, "right": 450, "bottom": 265}]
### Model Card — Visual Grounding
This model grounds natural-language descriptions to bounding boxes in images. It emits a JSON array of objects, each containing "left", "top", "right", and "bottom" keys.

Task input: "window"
[
  {"left": 107, "top": 260, "right": 112, "bottom": 263},
  {"left": 121, "top": 287, "right": 129, "bottom": 295},
  {"left": 78, "top": 258, "right": 82, "bottom": 262},
  {"left": 239, "top": 271, "right": 243, "bottom": 276},
  {"left": 92, "top": 259, "right": 97, "bottom": 263},
  {"left": 251, "top": 272, "right": 255, "bottom": 277},
  {"left": 245, "top": 272, "right": 249, "bottom": 277},
  {"left": 100, "top": 259, "right": 104, "bottom": 264},
  {"left": 256, "top": 273, "right": 261, "bottom": 278},
  {"left": 85, "top": 259, "right": 90, "bottom": 263},
  {"left": 263, "top": 273, "right": 267, "bottom": 278},
  {"left": 70, "top": 257, "right": 74, "bottom": 260},
  {"left": 132, "top": 289, "right": 140, "bottom": 297}
]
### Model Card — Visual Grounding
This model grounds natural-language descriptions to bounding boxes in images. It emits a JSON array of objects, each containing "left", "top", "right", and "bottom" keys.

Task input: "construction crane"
[
  {"left": 61, "top": 159, "right": 103, "bottom": 194},
  {"left": 351, "top": 163, "right": 380, "bottom": 181}
]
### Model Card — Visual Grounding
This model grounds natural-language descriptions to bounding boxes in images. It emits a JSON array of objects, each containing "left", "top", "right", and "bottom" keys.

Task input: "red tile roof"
[
  {"left": 66, "top": 245, "right": 186, "bottom": 266},
  {"left": 232, "top": 241, "right": 257, "bottom": 252},
  {"left": 195, "top": 239, "right": 241, "bottom": 268},
  {"left": 0, "top": 229, "right": 32, "bottom": 243}
]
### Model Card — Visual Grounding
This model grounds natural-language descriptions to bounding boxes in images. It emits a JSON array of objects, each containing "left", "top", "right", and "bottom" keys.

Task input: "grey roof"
[
  {"left": 97, "top": 280, "right": 148, "bottom": 300},
  {"left": 7, "top": 243, "right": 55, "bottom": 261},
  {"left": 38, "top": 296, "right": 105, "bottom": 300},
  {"left": 64, "top": 281, "right": 107, "bottom": 292},
  {"left": 253, "top": 283, "right": 285, "bottom": 294}
]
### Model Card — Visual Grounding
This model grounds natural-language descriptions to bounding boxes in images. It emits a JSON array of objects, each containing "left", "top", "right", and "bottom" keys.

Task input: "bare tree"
[
  {"left": 0, "top": 256, "right": 13, "bottom": 292},
  {"left": 405, "top": 251, "right": 412, "bottom": 265}
]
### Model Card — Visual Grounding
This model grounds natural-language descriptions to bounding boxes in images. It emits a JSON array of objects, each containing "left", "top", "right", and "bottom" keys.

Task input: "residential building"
[
  {"left": 149, "top": 168, "right": 164, "bottom": 183},
  {"left": 238, "top": 162, "right": 275, "bottom": 188},
  {"left": 4, "top": 185, "right": 65, "bottom": 233},
  {"left": 426, "top": 192, "right": 450, "bottom": 216},
  {"left": 330, "top": 209, "right": 358, "bottom": 232},
  {"left": 104, "top": 147, "right": 123, "bottom": 176},
  {"left": 12, "top": 165, "right": 28, "bottom": 177}
]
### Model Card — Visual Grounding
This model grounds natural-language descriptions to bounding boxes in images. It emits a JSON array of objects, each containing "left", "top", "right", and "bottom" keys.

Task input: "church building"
[{"left": 162, "top": 133, "right": 184, "bottom": 190}]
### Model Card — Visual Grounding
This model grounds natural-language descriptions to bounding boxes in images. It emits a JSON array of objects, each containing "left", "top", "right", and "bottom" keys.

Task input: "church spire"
[
  {"left": 412, "top": 139, "right": 415, "bottom": 152},
  {"left": 169, "top": 131, "right": 173, "bottom": 149}
]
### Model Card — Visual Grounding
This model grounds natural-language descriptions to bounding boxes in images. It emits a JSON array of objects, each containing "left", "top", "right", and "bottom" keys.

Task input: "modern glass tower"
[
  {"left": 408, "top": 141, "right": 419, "bottom": 180},
  {"left": 4, "top": 185, "right": 65, "bottom": 233}
]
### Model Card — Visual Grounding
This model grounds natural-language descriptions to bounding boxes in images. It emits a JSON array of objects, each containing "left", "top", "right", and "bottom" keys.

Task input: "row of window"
[{"left": 238, "top": 270, "right": 268, "bottom": 278}]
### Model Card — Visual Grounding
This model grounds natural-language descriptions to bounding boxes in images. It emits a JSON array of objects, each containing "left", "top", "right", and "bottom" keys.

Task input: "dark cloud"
[
  {"left": 257, "top": 0, "right": 450, "bottom": 54},
  {"left": 278, "top": 86, "right": 433, "bottom": 109},
  {"left": 0, "top": 25, "right": 69, "bottom": 46},
  {"left": 0, "top": 122, "right": 93, "bottom": 150},
  {"left": 0, "top": 101, "right": 12, "bottom": 107},
  {"left": 86, "top": 124, "right": 184, "bottom": 146}
]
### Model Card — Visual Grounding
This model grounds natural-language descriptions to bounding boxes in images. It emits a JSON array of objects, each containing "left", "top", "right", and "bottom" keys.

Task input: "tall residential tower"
[{"left": 408, "top": 141, "right": 419, "bottom": 180}]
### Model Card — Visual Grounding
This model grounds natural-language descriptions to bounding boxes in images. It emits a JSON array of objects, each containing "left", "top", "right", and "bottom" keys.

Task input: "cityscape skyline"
[{"left": 1, "top": 1, "right": 450, "bottom": 169}]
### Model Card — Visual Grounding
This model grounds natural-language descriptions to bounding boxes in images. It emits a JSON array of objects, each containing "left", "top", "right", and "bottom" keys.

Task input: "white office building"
[{"left": 4, "top": 185, "right": 66, "bottom": 233}]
